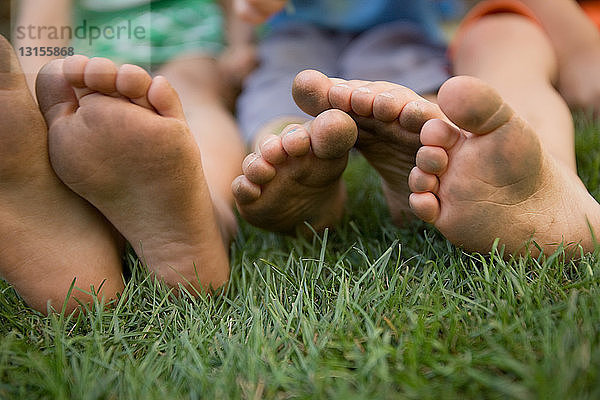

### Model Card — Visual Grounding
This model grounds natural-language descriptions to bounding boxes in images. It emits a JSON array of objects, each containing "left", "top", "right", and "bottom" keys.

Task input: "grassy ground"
[{"left": 1, "top": 115, "right": 600, "bottom": 399}]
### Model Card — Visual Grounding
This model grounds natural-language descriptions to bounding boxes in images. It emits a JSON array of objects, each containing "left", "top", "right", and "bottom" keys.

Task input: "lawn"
[{"left": 1, "top": 115, "right": 599, "bottom": 399}]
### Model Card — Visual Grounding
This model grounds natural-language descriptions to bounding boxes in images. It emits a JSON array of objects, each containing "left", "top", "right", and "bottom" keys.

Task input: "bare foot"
[
  {"left": 0, "top": 36, "right": 123, "bottom": 313},
  {"left": 292, "top": 69, "right": 447, "bottom": 225},
  {"left": 409, "top": 76, "right": 600, "bottom": 256},
  {"left": 232, "top": 109, "right": 357, "bottom": 234},
  {"left": 36, "top": 56, "right": 230, "bottom": 292}
]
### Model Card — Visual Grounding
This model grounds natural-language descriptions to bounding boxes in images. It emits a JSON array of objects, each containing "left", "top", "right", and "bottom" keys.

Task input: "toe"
[
  {"left": 350, "top": 82, "right": 394, "bottom": 117},
  {"left": 438, "top": 76, "right": 514, "bottom": 135},
  {"left": 147, "top": 76, "right": 185, "bottom": 119},
  {"left": 350, "top": 86, "right": 375, "bottom": 116},
  {"left": 63, "top": 55, "right": 95, "bottom": 100},
  {"left": 309, "top": 109, "right": 358, "bottom": 159},
  {"left": 83, "top": 57, "right": 119, "bottom": 95},
  {"left": 37, "top": 59, "right": 79, "bottom": 126},
  {"left": 242, "top": 153, "right": 276, "bottom": 184},
  {"left": 420, "top": 119, "right": 461, "bottom": 150},
  {"left": 259, "top": 134, "right": 287, "bottom": 165},
  {"left": 62, "top": 55, "right": 89, "bottom": 88},
  {"left": 409, "top": 192, "right": 440, "bottom": 223},
  {"left": 329, "top": 80, "right": 367, "bottom": 112},
  {"left": 281, "top": 125, "right": 311, "bottom": 157},
  {"left": 372, "top": 86, "right": 421, "bottom": 122},
  {"left": 232, "top": 175, "right": 261, "bottom": 205},
  {"left": 292, "top": 69, "right": 334, "bottom": 116},
  {"left": 416, "top": 146, "right": 448, "bottom": 175},
  {"left": 399, "top": 100, "right": 444, "bottom": 133},
  {"left": 409, "top": 167, "right": 439, "bottom": 194},
  {"left": 116, "top": 64, "right": 153, "bottom": 110}
]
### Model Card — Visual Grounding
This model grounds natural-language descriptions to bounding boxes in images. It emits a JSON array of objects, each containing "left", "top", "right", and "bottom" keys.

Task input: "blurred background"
[
  {"left": 0, "top": 1, "right": 10, "bottom": 40},
  {"left": 0, "top": 1, "right": 480, "bottom": 45}
]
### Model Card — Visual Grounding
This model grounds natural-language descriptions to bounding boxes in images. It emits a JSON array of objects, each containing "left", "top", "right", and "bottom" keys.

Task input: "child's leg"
[
  {"left": 233, "top": 21, "right": 451, "bottom": 233},
  {"left": 233, "top": 70, "right": 448, "bottom": 230},
  {"left": 157, "top": 56, "right": 245, "bottom": 240},
  {"left": 0, "top": 36, "right": 124, "bottom": 314},
  {"left": 36, "top": 56, "right": 230, "bottom": 294},
  {"left": 418, "top": 3, "right": 600, "bottom": 255},
  {"left": 232, "top": 25, "right": 354, "bottom": 233},
  {"left": 409, "top": 76, "right": 600, "bottom": 256},
  {"left": 519, "top": 0, "right": 600, "bottom": 113},
  {"left": 243, "top": 67, "right": 600, "bottom": 255},
  {"left": 451, "top": 2, "right": 577, "bottom": 171}
]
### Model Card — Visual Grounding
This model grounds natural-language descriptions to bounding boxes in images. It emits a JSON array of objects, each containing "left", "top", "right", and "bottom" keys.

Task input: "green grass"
[{"left": 1, "top": 116, "right": 600, "bottom": 399}]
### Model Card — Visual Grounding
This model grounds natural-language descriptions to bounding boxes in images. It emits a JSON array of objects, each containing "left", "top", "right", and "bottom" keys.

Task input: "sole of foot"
[
  {"left": 232, "top": 109, "right": 358, "bottom": 234},
  {"left": 0, "top": 36, "right": 124, "bottom": 314},
  {"left": 292, "top": 69, "right": 448, "bottom": 225},
  {"left": 36, "top": 55, "right": 230, "bottom": 293},
  {"left": 408, "top": 75, "right": 600, "bottom": 256}
]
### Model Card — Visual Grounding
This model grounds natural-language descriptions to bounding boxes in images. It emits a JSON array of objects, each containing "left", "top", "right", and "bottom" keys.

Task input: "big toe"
[
  {"left": 437, "top": 76, "right": 514, "bottom": 135},
  {"left": 309, "top": 109, "right": 358, "bottom": 159},
  {"left": 36, "top": 59, "right": 78, "bottom": 127},
  {"left": 292, "top": 69, "right": 335, "bottom": 117}
]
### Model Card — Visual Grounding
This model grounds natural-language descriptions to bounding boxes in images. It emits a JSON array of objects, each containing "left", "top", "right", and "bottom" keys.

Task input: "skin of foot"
[
  {"left": 0, "top": 35, "right": 124, "bottom": 314},
  {"left": 408, "top": 75, "right": 600, "bottom": 256},
  {"left": 291, "top": 69, "right": 448, "bottom": 225},
  {"left": 36, "top": 55, "right": 230, "bottom": 293},
  {"left": 232, "top": 109, "right": 358, "bottom": 234}
]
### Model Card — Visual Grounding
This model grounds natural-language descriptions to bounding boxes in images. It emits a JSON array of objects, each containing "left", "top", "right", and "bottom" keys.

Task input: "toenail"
[
  {"left": 377, "top": 92, "right": 395, "bottom": 99},
  {"left": 356, "top": 87, "right": 372, "bottom": 93},
  {"left": 334, "top": 83, "right": 351, "bottom": 89},
  {"left": 284, "top": 128, "right": 299, "bottom": 137},
  {"left": 262, "top": 137, "right": 279, "bottom": 147},
  {"left": 246, "top": 154, "right": 260, "bottom": 168}
]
